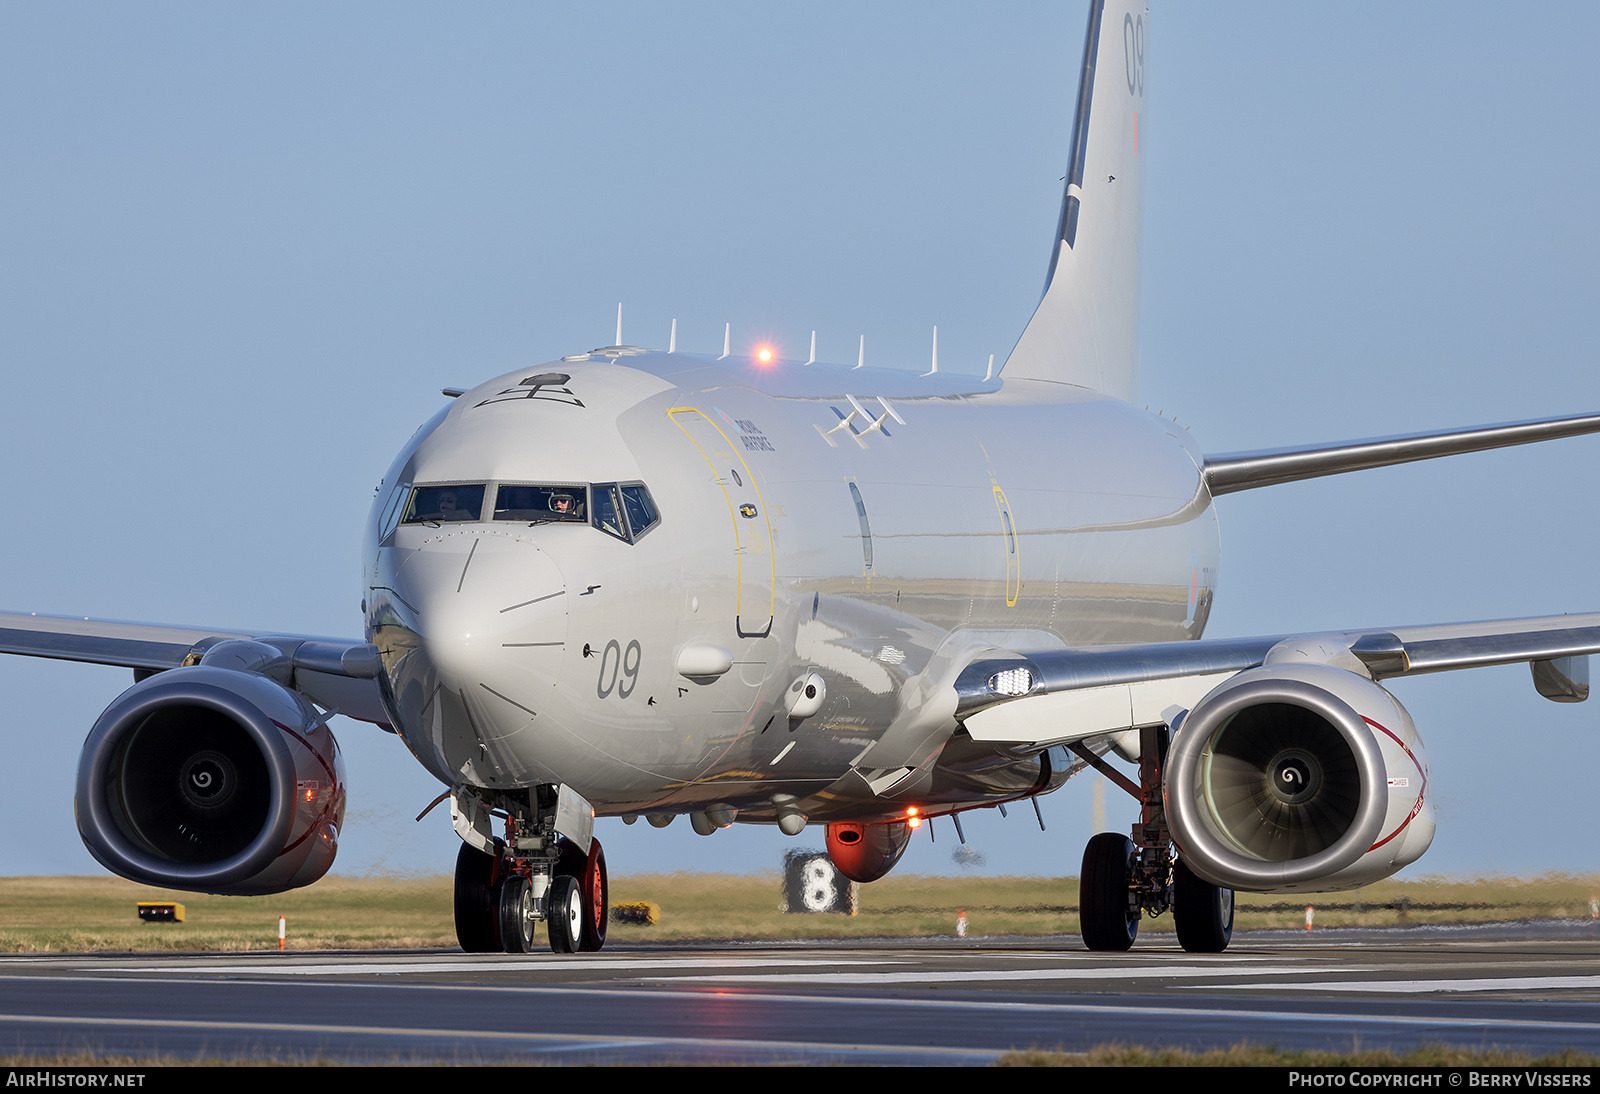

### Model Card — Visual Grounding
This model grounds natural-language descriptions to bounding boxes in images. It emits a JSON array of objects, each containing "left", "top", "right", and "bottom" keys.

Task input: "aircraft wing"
[
  {"left": 0, "top": 610, "right": 390, "bottom": 726},
  {"left": 1203, "top": 411, "right": 1600, "bottom": 495},
  {"left": 954, "top": 612, "right": 1600, "bottom": 748}
]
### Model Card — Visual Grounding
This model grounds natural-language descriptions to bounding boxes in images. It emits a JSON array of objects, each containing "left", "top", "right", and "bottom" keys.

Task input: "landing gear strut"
[
  {"left": 1071, "top": 721, "right": 1234, "bottom": 953},
  {"left": 449, "top": 785, "right": 610, "bottom": 954}
]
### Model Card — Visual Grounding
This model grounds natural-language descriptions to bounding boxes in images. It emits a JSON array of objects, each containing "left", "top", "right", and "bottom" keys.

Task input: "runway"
[{"left": 3, "top": 923, "right": 1600, "bottom": 1064}]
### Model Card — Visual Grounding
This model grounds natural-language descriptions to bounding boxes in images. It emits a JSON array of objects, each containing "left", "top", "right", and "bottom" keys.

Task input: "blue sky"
[{"left": 1, "top": 2, "right": 1596, "bottom": 884}]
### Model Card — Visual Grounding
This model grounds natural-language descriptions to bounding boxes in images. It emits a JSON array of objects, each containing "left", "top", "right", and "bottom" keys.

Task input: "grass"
[
  {"left": 0, "top": 874, "right": 458, "bottom": 952},
  {"left": 0, "top": 871, "right": 1597, "bottom": 952},
  {"left": 607, "top": 871, "right": 1600, "bottom": 942},
  {"left": 995, "top": 1043, "right": 1600, "bottom": 1067},
  {"left": 0, "top": 1042, "right": 1596, "bottom": 1067}
]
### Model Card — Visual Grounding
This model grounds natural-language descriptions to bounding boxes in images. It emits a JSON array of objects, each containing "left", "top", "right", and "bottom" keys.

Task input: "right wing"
[{"left": 0, "top": 611, "right": 389, "bottom": 727}]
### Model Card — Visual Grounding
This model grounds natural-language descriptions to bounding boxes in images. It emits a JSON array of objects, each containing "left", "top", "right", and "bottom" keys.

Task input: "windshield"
[
  {"left": 398, "top": 480, "right": 658, "bottom": 539},
  {"left": 494, "top": 484, "right": 587, "bottom": 522},
  {"left": 402, "top": 484, "right": 485, "bottom": 523}
]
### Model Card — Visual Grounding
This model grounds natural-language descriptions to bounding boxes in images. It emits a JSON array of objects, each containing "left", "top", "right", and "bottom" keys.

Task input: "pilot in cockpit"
[
  {"left": 435, "top": 489, "right": 472, "bottom": 521},
  {"left": 492, "top": 485, "right": 585, "bottom": 522}
]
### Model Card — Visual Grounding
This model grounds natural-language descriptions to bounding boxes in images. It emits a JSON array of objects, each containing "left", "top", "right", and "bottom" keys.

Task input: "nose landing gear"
[
  {"left": 545, "top": 875, "right": 583, "bottom": 953},
  {"left": 450, "top": 785, "right": 611, "bottom": 954},
  {"left": 572, "top": 837, "right": 608, "bottom": 952},
  {"left": 499, "top": 873, "right": 537, "bottom": 952}
]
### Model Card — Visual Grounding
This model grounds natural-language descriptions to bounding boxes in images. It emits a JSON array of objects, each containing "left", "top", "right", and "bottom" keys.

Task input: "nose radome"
[{"left": 392, "top": 530, "right": 568, "bottom": 687}]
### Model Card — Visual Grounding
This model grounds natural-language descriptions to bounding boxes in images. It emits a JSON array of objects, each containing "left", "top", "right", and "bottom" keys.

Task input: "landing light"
[
  {"left": 988, "top": 667, "right": 1034, "bottom": 696},
  {"left": 756, "top": 346, "right": 773, "bottom": 364}
]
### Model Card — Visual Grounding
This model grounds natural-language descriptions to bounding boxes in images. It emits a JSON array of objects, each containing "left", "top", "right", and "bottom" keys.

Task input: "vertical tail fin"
[{"left": 1002, "top": 0, "right": 1146, "bottom": 401}]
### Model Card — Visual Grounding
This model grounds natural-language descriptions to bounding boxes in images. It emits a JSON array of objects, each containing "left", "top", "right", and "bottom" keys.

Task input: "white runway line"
[
  {"left": 653, "top": 965, "right": 1360, "bottom": 985},
  {"left": 0, "top": 1012, "right": 996, "bottom": 1061},
  {"left": 1227, "top": 975, "right": 1600, "bottom": 994},
  {"left": 79, "top": 955, "right": 909, "bottom": 976}
]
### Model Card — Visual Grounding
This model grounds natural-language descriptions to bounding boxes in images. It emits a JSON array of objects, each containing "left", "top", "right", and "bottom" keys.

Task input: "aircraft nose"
[{"left": 384, "top": 529, "right": 568, "bottom": 728}]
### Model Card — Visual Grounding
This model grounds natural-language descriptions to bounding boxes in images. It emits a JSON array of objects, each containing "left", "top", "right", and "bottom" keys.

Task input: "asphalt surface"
[{"left": 4, "top": 922, "right": 1600, "bottom": 1064}]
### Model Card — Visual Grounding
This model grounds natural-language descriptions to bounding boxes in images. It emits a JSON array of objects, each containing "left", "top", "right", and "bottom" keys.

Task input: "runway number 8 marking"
[{"left": 596, "top": 639, "right": 642, "bottom": 699}]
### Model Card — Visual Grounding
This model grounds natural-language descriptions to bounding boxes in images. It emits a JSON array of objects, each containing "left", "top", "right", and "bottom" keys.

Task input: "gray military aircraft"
[{"left": 4, "top": 0, "right": 1599, "bottom": 954}]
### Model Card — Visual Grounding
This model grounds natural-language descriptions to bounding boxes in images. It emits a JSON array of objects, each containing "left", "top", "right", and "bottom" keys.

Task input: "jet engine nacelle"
[
  {"left": 1164, "top": 663, "right": 1433, "bottom": 894},
  {"left": 825, "top": 820, "right": 912, "bottom": 883},
  {"left": 76, "top": 664, "right": 346, "bottom": 895}
]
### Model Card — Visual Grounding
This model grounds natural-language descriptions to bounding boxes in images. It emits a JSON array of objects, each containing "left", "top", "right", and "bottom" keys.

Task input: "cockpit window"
[
  {"left": 494, "top": 484, "right": 587, "bottom": 522},
  {"left": 620, "top": 484, "right": 660, "bottom": 538},
  {"left": 398, "top": 480, "right": 659, "bottom": 540},
  {"left": 588, "top": 481, "right": 661, "bottom": 543},
  {"left": 378, "top": 481, "right": 411, "bottom": 540},
  {"left": 591, "top": 484, "right": 627, "bottom": 541},
  {"left": 402, "top": 484, "right": 485, "bottom": 523}
]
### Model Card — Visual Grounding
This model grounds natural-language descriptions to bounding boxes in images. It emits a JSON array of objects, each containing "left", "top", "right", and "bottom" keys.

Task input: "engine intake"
[
  {"left": 1165, "top": 663, "right": 1433, "bottom": 893},
  {"left": 77, "top": 666, "right": 346, "bottom": 895}
]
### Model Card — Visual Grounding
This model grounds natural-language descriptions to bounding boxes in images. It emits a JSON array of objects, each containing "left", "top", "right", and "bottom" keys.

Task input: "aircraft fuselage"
[{"left": 363, "top": 350, "right": 1218, "bottom": 825}]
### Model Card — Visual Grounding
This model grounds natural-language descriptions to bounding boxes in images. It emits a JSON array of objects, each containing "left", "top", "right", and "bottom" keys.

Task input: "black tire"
[
  {"left": 499, "top": 874, "right": 536, "bottom": 953},
  {"left": 454, "top": 842, "right": 500, "bottom": 953},
  {"left": 578, "top": 839, "right": 608, "bottom": 952},
  {"left": 1080, "top": 833, "right": 1138, "bottom": 952},
  {"left": 547, "top": 874, "right": 582, "bottom": 954},
  {"left": 555, "top": 835, "right": 588, "bottom": 880},
  {"left": 1173, "top": 858, "right": 1234, "bottom": 953}
]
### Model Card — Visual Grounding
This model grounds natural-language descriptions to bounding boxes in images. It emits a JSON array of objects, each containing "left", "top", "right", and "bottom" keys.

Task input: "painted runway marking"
[
  {"left": 0, "top": 1012, "right": 997, "bottom": 1061},
  {"left": 1231, "top": 975, "right": 1600, "bottom": 994},
  {"left": 83, "top": 956, "right": 907, "bottom": 976},
  {"left": 5, "top": 992, "right": 1598, "bottom": 1040},
  {"left": 654, "top": 965, "right": 1359, "bottom": 985}
]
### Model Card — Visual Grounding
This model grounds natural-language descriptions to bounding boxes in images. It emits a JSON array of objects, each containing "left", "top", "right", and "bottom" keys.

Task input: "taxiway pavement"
[{"left": 3, "top": 923, "right": 1599, "bottom": 1064}]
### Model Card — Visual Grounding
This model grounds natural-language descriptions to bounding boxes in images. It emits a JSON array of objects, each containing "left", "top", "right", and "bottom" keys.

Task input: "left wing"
[
  {"left": 955, "top": 612, "right": 1600, "bottom": 747},
  {"left": 0, "top": 611, "right": 388, "bottom": 726}
]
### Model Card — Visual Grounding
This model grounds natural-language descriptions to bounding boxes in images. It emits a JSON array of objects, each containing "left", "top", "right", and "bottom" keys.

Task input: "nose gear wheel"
[{"left": 547, "top": 875, "right": 582, "bottom": 953}]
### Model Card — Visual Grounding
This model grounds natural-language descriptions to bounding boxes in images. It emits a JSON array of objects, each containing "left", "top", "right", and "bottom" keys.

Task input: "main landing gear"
[
  {"left": 452, "top": 787, "right": 609, "bottom": 955},
  {"left": 1070, "top": 722, "right": 1234, "bottom": 953}
]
